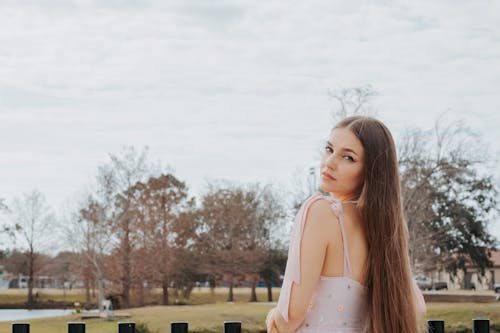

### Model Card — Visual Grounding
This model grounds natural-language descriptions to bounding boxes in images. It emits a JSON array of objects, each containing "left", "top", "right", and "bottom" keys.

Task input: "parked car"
[
  {"left": 414, "top": 276, "right": 432, "bottom": 290},
  {"left": 432, "top": 281, "right": 448, "bottom": 290},
  {"left": 494, "top": 283, "right": 500, "bottom": 293}
]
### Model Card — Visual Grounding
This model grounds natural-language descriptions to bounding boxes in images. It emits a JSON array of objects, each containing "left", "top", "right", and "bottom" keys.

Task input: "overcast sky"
[{"left": 1, "top": 0, "right": 499, "bottom": 242}]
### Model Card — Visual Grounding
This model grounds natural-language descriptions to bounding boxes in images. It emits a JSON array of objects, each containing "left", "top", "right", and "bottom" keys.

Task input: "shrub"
[{"left": 135, "top": 322, "right": 156, "bottom": 333}]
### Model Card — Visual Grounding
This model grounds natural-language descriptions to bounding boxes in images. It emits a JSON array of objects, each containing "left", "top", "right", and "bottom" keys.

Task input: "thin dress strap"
[{"left": 322, "top": 194, "right": 353, "bottom": 278}]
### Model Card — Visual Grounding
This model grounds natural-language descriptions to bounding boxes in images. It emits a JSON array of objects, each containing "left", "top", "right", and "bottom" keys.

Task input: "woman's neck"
[{"left": 327, "top": 192, "right": 359, "bottom": 204}]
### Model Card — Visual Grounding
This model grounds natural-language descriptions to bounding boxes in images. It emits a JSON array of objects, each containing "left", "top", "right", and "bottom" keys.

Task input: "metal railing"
[
  {"left": 10, "top": 319, "right": 492, "bottom": 333},
  {"left": 428, "top": 319, "right": 490, "bottom": 333},
  {"left": 11, "top": 322, "right": 242, "bottom": 333}
]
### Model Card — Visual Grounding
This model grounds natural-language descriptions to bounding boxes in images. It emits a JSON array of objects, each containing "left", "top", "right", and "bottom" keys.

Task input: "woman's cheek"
[{"left": 354, "top": 169, "right": 364, "bottom": 189}]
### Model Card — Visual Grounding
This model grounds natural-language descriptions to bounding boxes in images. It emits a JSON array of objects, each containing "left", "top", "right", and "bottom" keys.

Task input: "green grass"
[
  {"left": 164, "top": 288, "right": 281, "bottom": 305},
  {"left": 426, "top": 303, "right": 500, "bottom": 333},
  {"left": 0, "top": 289, "right": 97, "bottom": 307},
  {"left": 0, "top": 288, "right": 281, "bottom": 307}
]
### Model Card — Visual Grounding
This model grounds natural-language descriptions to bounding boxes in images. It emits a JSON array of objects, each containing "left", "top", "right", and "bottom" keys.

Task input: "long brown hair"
[{"left": 335, "top": 116, "right": 420, "bottom": 333}]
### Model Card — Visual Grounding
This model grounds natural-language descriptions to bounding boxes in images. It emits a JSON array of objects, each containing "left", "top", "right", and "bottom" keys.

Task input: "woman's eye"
[
  {"left": 325, "top": 146, "right": 333, "bottom": 153},
  {"left": 343, "top": 155, "right": 354, "bottom": 162}
]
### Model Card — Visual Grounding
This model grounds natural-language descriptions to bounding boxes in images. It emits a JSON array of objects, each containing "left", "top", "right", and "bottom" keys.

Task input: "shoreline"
[{"left": 0, "top": 302, "right": 96, "bottom": 310}]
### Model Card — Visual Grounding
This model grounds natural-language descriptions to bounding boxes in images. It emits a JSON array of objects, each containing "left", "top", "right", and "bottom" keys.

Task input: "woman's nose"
[{"left": 325, "top": 154, "right": 337, "bottom": 169}]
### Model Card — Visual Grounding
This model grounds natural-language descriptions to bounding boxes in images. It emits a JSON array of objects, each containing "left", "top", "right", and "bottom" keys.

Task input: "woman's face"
[{"left": 319, "top": 127, "right": 365, "bottom": 200}]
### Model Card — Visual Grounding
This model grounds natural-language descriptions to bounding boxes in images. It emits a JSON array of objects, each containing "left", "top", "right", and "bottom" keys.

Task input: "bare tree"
[
  {"left": 65, "top": 146, "right": 159, "bottom": 310},
  {"left": 10, "top": 190, "right": 54, "bottom": 307},
  {"left": 328, "top": 85, "right": 377, "bottom": 122},
  {"left": 96, "top": 146, "right": 161, "bottom": 308},
  {"left": 70, "top": 195, "right": 113, "bottom": 311}
]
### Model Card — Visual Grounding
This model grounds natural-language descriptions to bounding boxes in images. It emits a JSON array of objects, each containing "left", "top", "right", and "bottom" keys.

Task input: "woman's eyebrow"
[{"left": 326, "top": 141, "right": 359, "bottom": 156}]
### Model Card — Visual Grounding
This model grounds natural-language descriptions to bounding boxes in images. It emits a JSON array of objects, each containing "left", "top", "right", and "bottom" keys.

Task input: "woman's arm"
[
  {"left": 412, "top": 280, "right": 426, "bottom": 315},
  {"left": 268, "top": 199, "right": 336, "bottom": 333}
]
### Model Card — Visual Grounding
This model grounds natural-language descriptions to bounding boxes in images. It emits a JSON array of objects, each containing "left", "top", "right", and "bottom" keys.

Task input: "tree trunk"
[
  {"left": 162, "top": 279, "right": 169, "bottom": 305},
  {"left": 121, "top": 225, "right": 131, "bottom": 309},
  {"left": 160, "top": 196, "right": 170, "bottom": 306},
  {"left": 27, "top": 251, "right": 35, "bottom": 308},
  {"left": 137, "top": 283, "right": 144, "bottom": 306},
  {"left": 122, "top": 274, "right": 130, "bottom": 308},
  {"left": 84, "top": 278, "right": 91, "bottom": 308},
  {"left": 84, "top": 263, "right": 91, "bottom": 308},
  {"left": 96, "top": 266, "right": 105, "bottom": 313},
  {"left": 266, "top": 281, "right": 273, "bottom": 302},
  {"left": 183, "top": 283, "right": 193, "bottom": 299},
  {"left": 250, "top": 277, "right": 258, "bottom": 302},
  {"left": 227, "top": 278, "right": 234, "bottom": 302}
]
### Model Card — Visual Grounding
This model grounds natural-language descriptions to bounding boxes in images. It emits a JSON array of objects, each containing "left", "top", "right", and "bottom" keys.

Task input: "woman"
[{"left": 266, "top": 116, "right": 426, "bottom": 333}]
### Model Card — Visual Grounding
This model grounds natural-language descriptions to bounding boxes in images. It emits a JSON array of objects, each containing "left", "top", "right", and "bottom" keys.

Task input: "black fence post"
[
  {"left": 171, "top": 322, "right": 188, "bottom": 333},
  {"left": 118, "top": 322, "right": 136, "bottom": 333},
  {"left": 68, "top": 322, "right": 86, "bottom": 333},
  {"left": 473, "top": 319, "right": 489, "bottom": 333},
  {"left": 224, "top": 321, "right": 241, "bottom": 333},
  {"left": 428, "top": 320, "right": 445, "bottom": 333},
  {"left": 12, "top": 323, "right": 30, "bottom": 333}
]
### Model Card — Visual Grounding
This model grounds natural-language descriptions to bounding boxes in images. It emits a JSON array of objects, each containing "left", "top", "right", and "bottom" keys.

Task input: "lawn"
[
  {"left": 426, "top": 302, "right": 500, "bottom": 333},
  {"left": 0, "top": 288, "right": 281, "bottom": 307},
  {"left": 0, "top": 289, "right": 92, "bottom": 306}
]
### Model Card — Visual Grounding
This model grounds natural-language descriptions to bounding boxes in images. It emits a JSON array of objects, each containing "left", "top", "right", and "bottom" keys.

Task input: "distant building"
[
  {"left": 2, "top": 273, "right": 84, "bottom": 290},
  {"left": 428, "top": 250, "right": 500, "bottom": 290}
]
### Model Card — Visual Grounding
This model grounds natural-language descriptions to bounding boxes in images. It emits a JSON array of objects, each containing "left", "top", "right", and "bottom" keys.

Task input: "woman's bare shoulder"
[{"left": 305, "top": 197, "right": 339, "bottom": 229}]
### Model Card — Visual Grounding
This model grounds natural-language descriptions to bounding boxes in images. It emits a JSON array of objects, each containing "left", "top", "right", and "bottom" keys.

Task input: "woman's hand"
[{"left": 266, "top": 307, "right": 280, "bottom": 333}]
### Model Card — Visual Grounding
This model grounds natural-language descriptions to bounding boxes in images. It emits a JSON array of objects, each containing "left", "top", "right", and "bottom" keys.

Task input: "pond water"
[{"left": 0, "top": 309, "right": 74, "bottom": 322}]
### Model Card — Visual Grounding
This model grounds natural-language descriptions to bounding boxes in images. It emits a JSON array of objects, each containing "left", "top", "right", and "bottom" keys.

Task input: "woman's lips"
[{"left": 321, "top": 172, "right": 336, "bottom": 181}]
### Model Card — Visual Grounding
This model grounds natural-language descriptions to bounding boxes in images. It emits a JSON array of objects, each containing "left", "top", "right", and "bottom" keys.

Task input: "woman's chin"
[{"left": 319, "top": 183, "right": 334, "bottom": 193}]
